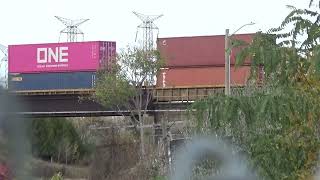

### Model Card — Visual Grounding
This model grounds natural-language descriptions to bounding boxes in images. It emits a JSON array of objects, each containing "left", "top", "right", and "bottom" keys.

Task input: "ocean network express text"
[{"left": 36, "top": 47, "right": 69, "bottom": 68}]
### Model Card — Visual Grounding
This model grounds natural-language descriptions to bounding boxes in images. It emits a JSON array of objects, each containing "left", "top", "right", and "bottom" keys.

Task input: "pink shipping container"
[
  {"left": 156, "top": 66, "right": 251, "bottom": 88},
  {"left": 157, "top": 34, "right": 254, "bottom": 68},
  {"left": 8, "top": 41, "right": 116, "bottom": 73}
]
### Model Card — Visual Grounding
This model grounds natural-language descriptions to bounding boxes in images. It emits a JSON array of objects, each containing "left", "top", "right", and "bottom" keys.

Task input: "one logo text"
[{"left": 37, "top": 47, "right": 68, "bottom": 64}]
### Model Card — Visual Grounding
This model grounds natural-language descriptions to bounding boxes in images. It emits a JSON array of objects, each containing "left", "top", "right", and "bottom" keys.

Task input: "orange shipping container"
[
  {"left": 157, "top": 34, "right": 254, "bottom": 68},
  {"left": 156, "top": 66, "right": 251, "bottom": 88}
]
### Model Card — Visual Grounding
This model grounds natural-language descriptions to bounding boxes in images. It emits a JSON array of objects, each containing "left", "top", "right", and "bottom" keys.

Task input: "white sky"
[
  {"left": 0, "top": 0, "right": 312, "bottom": 86},
  {"left": 0, "top": 0, "right": 309, "bottom": 49}
]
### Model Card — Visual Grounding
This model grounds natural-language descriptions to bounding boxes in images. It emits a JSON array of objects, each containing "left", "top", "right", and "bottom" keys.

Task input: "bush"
[
  {"left": 30, "top": 118, "right": 92, "bottom": 164},
  {"left": 50, "top": 172, "right": 63, "bottom": 180},
  {"left": 89, "top": 129, "right": 140, "bottom": 180}
]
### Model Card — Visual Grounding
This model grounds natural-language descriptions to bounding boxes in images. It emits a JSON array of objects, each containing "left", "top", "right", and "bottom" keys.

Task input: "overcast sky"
[
  {"left": 0, "top": 0, "right": 312, "bottom": 85},
  {"left": 0, "top": 0, "right": 309, "bottom": 49}
]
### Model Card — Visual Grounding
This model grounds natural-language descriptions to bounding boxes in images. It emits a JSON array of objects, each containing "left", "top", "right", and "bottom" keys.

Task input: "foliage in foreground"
[
  {"left": 192, "top": 85, "right": 320, "bottom": 179},
  {"left": 192, "top": 2, "right": 320, "bottom": 179}
]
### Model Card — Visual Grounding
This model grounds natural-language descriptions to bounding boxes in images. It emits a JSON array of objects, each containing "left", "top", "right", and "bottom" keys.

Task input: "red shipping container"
[
  {"left": 8, "top": 41, "right": 116, "bottom": 73},
  {"left": 156, "top": 66, "right": 251, "bottom": 88},
  {"left": 157, "top": 34, "right": 254, "bottom": 68}
]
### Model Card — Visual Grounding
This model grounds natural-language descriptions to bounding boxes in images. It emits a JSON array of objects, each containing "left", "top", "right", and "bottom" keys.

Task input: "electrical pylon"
[
  {"left": 55, "top": 16, "right": 89, "bottom": 42},
  {"left": 0, "top": 44, "right": 8, "bottom": 88},
  {"left": 133, "top": 11, "right": 163, "bottom": 51}
]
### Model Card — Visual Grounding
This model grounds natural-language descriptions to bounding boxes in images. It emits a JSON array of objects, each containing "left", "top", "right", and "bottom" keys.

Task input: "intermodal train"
[{"left": 7, "top": 34, "right": 255, "bottom": 92}]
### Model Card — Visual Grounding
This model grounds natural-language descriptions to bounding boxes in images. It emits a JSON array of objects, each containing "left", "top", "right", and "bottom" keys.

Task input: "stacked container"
[
  {"left": 156, "top": 34, "right": 254, "bottom": 88},
  {"left": 8, "top": 41, "right": 116, "bottom": 91}
]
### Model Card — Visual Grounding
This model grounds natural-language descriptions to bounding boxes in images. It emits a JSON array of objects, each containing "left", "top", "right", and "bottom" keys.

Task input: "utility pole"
[
  {"left": 225, "top": 22, "right": 255, "bottom": 96},
  {"left": 225, "top": 29, "right": 231, "bottom": 95}
]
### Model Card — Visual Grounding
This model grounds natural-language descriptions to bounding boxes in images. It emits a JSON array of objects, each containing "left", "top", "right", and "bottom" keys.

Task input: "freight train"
[{"left": 7, "top": 34, "right": 255, "bottom": 93}]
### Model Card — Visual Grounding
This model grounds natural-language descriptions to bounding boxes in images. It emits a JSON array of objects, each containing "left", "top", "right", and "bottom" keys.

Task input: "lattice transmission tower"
[
  {"left": 55, "top": 16, "right": 89, "bottom": 42},
  {"left": 133, "top": 11, "right": 163, "bottom": 51},
  {"left": 0, "top": 44, "right": 8, "bottom": 88}
]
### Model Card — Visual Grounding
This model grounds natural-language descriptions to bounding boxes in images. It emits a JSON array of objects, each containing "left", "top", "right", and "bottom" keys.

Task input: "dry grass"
[{"left": 31, "top": 158, "right": 89, "bottom": 179}]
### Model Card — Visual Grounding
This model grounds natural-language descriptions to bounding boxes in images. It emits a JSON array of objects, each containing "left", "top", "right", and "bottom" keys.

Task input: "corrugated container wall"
[
  {"left": 157, "top": 34, "right": 254, "bottom": 68},
  {"left": 8, "top": 72, "right": 96, "bottom": 91},
  {"left": 8, "top": 41, "right": 116, "bottom": 73},
  {"left": 156, "top": 66, "right": 250, "bottom": 88}
]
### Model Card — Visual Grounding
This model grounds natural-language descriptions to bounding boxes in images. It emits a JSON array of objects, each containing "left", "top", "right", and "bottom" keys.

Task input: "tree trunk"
[
  {"left": 139, "top": 112, "right": 145, "bottom": 159},
  {"left": 139, "top": 91, "right": 145, "bottom": 159},
  {"left": 58, "top": 147, "right": 61, "bottom": 163},
  {"left": 161, "top": 116, "right": 169, "bottom": 174},
  {"left": 65, "top": 149, "right": 68, "bottom": 165}
]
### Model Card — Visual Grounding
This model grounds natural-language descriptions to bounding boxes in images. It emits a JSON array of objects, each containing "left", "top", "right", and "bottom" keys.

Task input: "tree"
[
  {"left": 31, "top": 118, "right": 91, "bottom": 164},
  {"left": 191, "top": 2, "right": 320, "bottom": 179},
  {"left": 94, "top": 46, "right": 163, "bottom": 159}
]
